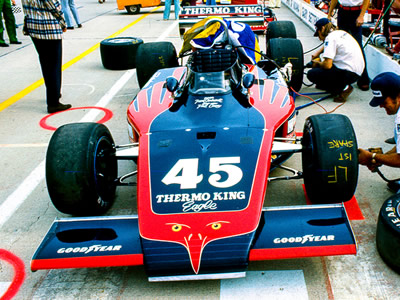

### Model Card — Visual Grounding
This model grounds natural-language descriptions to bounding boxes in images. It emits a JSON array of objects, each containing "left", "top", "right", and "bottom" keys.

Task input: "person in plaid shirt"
[{"left": 22, "top": 0, "right": 72, "bottom": 113}]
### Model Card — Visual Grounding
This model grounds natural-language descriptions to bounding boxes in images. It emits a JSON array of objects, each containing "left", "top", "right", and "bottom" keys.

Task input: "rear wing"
[{"left": 178, "top": 5, "right": 274, "bottom": 35}]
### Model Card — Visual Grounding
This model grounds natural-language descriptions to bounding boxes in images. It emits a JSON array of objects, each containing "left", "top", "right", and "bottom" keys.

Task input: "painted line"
[
  {"left": 0, "top": 21, "right": 178, "bottom": 228},
  {"left": 0, "top": 6, "right": 160, "bottom": 113},
  {"left": 0, "top": 249, "right": 26, "bottom": 300},
  {"left": 220, "top": 270, "right": 308, "bottom": 299},
  {"left": 0, "top": 143, "right": 48, "bottom": 148}
]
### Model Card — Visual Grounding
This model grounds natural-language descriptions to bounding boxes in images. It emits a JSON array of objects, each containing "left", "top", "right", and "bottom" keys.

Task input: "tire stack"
[{"left": 100, "top": 37, "right": 143, "bottom": 70}]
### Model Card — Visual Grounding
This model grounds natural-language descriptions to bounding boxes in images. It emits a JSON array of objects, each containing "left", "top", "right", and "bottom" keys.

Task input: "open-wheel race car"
[{"left": 31, "top": 19, "right": 359, "bottom": 281}]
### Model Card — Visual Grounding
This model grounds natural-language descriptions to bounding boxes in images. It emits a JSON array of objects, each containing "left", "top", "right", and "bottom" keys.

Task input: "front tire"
[
  {"left": 46, "top": 123, "right": 117, "bottom": 215},
  {"left": 302, "top": 114, "right": 358, "bottom": 203},
  {"left": 126, "top": 5, "right": 140, "bottom": 14}
]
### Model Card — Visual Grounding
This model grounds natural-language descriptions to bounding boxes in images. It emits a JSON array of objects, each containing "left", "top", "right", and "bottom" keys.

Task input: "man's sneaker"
[
  {"left": 387, "top": 180, "right": 400, "bottom": 193},
  {"left": 47, "top": 103, "right": 72, "bottom": 113},
  {"left": 334, "top": 85, "right": 353, "bottom": 103},
  {"left": 0, "top": 42, "right": 9, "bottom": 47}
]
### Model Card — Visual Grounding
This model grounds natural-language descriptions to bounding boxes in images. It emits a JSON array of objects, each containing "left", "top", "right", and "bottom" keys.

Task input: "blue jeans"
[
  {"left": 163, "top": 0, "right": 180, "bottom": 20},
  {"left": 61, "top": 0, "right": 81, "bottom": 27},
  {"left": 206, "top": 0, "right": 216, "bottom": 4}
]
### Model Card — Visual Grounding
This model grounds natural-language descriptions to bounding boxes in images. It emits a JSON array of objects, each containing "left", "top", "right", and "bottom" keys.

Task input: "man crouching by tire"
[{"left": 307, "top": 18, "right": 365, "bottom": 102}]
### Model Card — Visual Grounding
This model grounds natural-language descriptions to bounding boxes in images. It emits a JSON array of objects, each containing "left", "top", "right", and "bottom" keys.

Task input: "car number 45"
[{"left": 161, "top": 157, "right": 243, "bottom": 189}]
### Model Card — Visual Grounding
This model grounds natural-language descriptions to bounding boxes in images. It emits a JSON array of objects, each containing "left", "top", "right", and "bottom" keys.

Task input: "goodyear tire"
[
  {"left": 100, "top": 37, "right": 143, "bottom": 70},
  {"left": 46, "top": 123, "right": 117, "bottom": 216},
  {"left": 376, "top": 194, "right": 400, "bottom": 273},
  {"left": 126, "top": 5, "right": 140, "bottom": 14},
  {"left": 302, "top": 114, "right": 358, "bottom": 204},
  {"left": 267, "top": 38, "right": 304, "bottom": 92},
  {"left": 266, "top": 21, "right": 297, "bottom": 40},
  {"left": 136, "top": 41, "right": 179, "bottom": 88}
]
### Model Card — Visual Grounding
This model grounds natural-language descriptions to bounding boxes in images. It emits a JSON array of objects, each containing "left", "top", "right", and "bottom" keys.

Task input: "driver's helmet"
[{"left": 187, "top": 48, "right": 242, "bottom": 95}]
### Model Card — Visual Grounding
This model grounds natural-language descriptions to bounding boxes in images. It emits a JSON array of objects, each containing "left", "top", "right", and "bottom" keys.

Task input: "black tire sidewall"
[
  {"left": 266, "top": 21, "right": 297, "bottom": 40},
  {"left": 301, "top": 114, "right": 359, "bottom": 203},
  {"left": 376, "top": 194, "right": 400, "bottom": 273},
  {"left": 100, "top": 37, "right": 143, "bottom": 70},
  {"left": 267, "top": 38, "right": 304, "bottom": 92},
  {"left": 136, "top": 41, "right": 179, "bottom": 88},
  {"left": 46, "top": 123, "right": 117, "bottom": 215}
]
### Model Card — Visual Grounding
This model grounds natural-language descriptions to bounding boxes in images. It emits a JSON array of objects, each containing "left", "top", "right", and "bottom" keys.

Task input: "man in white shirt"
[
  {"left": 307, "top": 18, "right": 365, "bottom": 102},
  {"left": 358, "top": 72, "right": 400, "bottom": 192},
  {"left": 327, "top": 0, "right": 370, "bottom": 91}
]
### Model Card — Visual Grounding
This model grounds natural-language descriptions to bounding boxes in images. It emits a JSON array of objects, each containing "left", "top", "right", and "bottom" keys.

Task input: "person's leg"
[
  {"left": 0, "top": 0, "right": 8, "bottom": 45},
  {"left": 337, "top": 9, "right": 370, "bottom": 89},
  {"left": 174, "top": 0, "right": 180, "bottom": 19},
  {"left": 2, "top": 0, "right": 18, "bottom": 42},
  {"left": 68, "top": 0, "right": 81, "bottom": 26},
  {"left": 61, "top": 0, "right": 73, "bottom": 28},
  {"left": 32, "top": 38, "right": 63, "bottom": 107},
  {"left": 163, "top": 0, "right": 171, "bottom": 20}
]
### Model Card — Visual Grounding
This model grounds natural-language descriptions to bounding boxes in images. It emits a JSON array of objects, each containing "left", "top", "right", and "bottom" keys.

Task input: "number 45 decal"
[{"left": 162, "top": 157, "right": 243, "bottom": 189}]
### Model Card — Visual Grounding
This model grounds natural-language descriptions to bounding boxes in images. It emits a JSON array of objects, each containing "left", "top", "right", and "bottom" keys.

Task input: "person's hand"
[
  {"left": 358, "top": 148, "right": 372, "bottom": 166},
  {"left": 11, "top": 0, "right": 16, "bottom": 5},
  {"left": 62, "top": 27, "right": 67, "bottom": 32},
  {"left": 356, "top": 15, "right": 364, "bottom": 27}
]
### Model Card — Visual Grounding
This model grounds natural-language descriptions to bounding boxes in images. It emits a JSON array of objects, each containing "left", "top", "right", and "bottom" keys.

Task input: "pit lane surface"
[{"left": 0, "top": 1, "right": 399, "bottom": 299}]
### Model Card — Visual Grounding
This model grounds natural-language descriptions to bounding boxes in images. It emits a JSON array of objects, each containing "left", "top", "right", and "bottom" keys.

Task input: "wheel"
[
  {"left": 266, "top": 21, "right": 297, "bottom": 41},
  {"left": 301, "top": 114, "right": 358, "bottom": 204},
  {"left": 376, "top": 194, "right": 400, "bottom": 273},
  {"left": 46, "top": 123, "right": 117, "bottom": 215},
  {"left": 125, "top": 5, "right": 140, "bottom": 14},
  {"left": 100, "top": 37, "right": 143, "bottom": 70},
  {"left": 267, "top": 38, "right": 304, "bottom": 92},
  {"left": 136, "top": 41, "right": 179, "bottom": 88}
]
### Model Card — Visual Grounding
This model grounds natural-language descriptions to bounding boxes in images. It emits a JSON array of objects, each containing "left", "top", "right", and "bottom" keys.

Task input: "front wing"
[{"left": 31, "top": 204, "right": 356, "bottom": 280}]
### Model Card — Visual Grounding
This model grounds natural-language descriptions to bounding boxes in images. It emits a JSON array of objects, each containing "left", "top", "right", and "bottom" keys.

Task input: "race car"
[{"left": 31, "top": 19, "right": 359, "bottom": 281}]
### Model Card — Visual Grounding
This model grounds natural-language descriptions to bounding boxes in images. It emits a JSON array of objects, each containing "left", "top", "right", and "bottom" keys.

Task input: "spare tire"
[
  {"left": 376, "top": 194, "right": 400, "bottom": 273},
  {"left": 266, "top": 21, "right": 297, "bottom": 41},
  {"left": 100, "top": 37, "right": 143, "bottom": 70},
  {"left": 136, "top": 41, "right": 179, "bottom": 88},
  {"left": 302, "top": 114, "right": 359, "bottom": 204},
  {"left": 267, "top": 37, "right": 304, "bottom": 92}
]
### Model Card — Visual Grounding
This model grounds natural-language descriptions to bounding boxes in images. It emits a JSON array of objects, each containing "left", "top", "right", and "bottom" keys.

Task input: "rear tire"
[
  {"left": 126, "top": 5, "right": 140, "bottom": 14},
  {"left": 46, "top": 123, "right": 117, "bottom": 216},
  {"left": 376, "top": 194, "right": 400, "bottom": 273},
  {"left": 267, "top": 38, "right": 304, "bottom": 92},
  {"left": 100, "top": 37, "right": 143, "bottom": 70},
  {"left": 302, "top": 114, "right": 358, "bottom": 204},
  {"left": 136, "top": 41, "right": 179, "bottom": 88}
]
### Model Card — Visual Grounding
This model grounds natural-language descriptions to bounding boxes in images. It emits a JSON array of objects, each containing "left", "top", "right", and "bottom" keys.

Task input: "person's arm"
[
  {"left": 359, "top": 147, "right": 400, "bottom": 168},
  {"left": 43, "top": 0, "right": 67, "bottom": 30},
  {"left": 328, "top": 0, "right": 338, "bottom": 19},
  {"left": 312, "top": 57, "right": 333, "bottom": 69},
  {"left": 356, "top": 0, "right": 370, "bottom": 27}
]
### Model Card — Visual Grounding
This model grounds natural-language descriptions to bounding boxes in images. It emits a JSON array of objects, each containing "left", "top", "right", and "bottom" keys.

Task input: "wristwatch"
[{"left": 371, "top": 152, "right": 377, "bottom": 164}]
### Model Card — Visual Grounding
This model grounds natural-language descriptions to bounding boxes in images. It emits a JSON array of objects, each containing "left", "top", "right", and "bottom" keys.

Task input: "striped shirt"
[{"left": 22, "top": 0, "right": 66, "bottom": 40}]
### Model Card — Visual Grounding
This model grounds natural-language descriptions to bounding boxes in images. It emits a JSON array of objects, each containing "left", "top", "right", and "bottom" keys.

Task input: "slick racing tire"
[
  {"left": 302, "top": 114, "right": 358, "bottom": 204},
  {"left": 100, "top": 37, "right": 143, "bottom": 70},
  {"left": 136, "top": 41, "right": 179, "bottom": 88},
  {"left": 267, "top": 37, "right": 304, "bottom": 92},
  {"left": 46, "top": 123, "right": 117, "bottom": 216},
  {"left": 125, "top": 5, "right": 140, "bottom": 14},
  {"left": 376, "top": 194, "right": 400, "bottom": 273},
  {"left": 266, "top": 21, "right": 297, "bottom": 40}
]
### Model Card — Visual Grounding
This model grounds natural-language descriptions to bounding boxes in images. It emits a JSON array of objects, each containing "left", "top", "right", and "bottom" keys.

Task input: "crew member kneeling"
[{"left": 307, "top": 18, "right": 365, "bottom": 102}]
